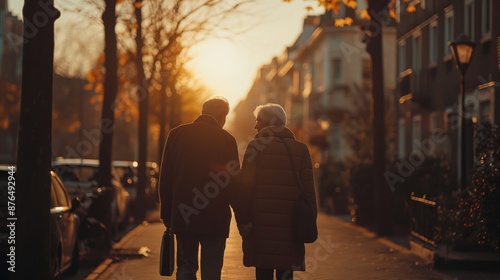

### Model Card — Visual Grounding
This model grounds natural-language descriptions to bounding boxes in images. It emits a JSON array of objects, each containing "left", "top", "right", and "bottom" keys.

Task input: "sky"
[
  {"left": 7, "top": 0, "right": 323, "bottom": 109},
  {"left": 184, "top": 1, "right": 324, "bottom": 108}
]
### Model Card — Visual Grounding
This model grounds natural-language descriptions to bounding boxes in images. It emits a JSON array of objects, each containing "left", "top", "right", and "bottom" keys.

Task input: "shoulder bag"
[
  {"left": 159, "top": 229, "right": 175, "bottom": 276},
  {"left": 280, "top": 138, "right": 318, "bottom": 243}
]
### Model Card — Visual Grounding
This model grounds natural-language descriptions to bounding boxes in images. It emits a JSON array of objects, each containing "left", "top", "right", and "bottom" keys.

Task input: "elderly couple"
[{"left": 159, "top": 96, "right": 317, "bottom": 280}]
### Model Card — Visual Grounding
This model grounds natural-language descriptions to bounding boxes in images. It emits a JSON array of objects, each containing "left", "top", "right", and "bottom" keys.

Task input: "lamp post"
[{"left": 448, "top": 33, "right": 475, "bottom": 189}]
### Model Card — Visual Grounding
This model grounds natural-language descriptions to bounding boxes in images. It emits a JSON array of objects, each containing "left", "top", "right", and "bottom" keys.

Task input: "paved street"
[{"left": 84, "top": 212, "right": 500, "bottom": 280}]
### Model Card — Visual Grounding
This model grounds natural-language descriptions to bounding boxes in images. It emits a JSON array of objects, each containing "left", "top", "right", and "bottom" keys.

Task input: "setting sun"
[{"left": 187, "top": 38, "right": 252, "bottom": 108}]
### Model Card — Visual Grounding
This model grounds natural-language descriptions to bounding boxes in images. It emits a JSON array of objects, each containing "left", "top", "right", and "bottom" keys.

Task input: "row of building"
[{"left": 231, "top": 0, "right": 500, "bottom": 190}]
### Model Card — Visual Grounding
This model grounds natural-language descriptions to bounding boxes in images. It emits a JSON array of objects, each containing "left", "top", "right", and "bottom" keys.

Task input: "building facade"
[
  {"left": 396, "top": 0, "right": 500, "bottom": 188},
  {"left": 233, "top": 7, "right": 397, "bottom": 167}
]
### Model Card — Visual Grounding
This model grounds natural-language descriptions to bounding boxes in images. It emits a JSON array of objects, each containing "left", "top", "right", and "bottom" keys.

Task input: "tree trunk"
[
  {"left": 15, "top": 1, "right": 58, "bottom": 279},
  {"left": 367, "top": 0, "right": 393, "bottom": 236},
  {"left": 99, "top": 0, "right": 118, "bottom": 187},
  {"left": 169, "top": 86, "right": 181, "bottom": 128},
  {"left": 158, "top": 71, "right": 169, "bottom": 163},
  {"left": 97, "top": 0, "right": 118, "bottom": 241},
  {"left": 135, "top": 0, "right": 147, "bottom": 221}
]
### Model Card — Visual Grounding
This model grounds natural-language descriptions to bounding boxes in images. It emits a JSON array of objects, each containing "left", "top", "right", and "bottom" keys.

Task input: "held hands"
[{"left": 162, "top": 220, "right": 170, "bottom": 230}]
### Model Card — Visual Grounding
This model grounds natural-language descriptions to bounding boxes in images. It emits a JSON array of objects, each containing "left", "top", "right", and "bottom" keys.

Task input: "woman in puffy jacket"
[{"left": 240, "top": 103, "right": 317, "bottom": 280}]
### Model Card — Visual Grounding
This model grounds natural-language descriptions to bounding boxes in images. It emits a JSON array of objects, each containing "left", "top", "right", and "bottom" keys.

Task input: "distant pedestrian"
[
  {"left": 240, "top": 104, "right": 317, "bottom": 280},
  {"left": 158, "top": 96, "right": 249, "bottom": 280}
]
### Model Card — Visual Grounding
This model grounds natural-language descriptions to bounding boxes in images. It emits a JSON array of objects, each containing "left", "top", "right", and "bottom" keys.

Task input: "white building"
[
  {"left": 288, "top": 10, "right": 396, "bottom": 163},
  {"left": 233, "top": 7, "right": 397, "bottom": 165}
]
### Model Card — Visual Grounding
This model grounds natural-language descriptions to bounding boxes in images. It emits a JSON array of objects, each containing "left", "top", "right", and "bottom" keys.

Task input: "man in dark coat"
[{"left": 159, "top": 96, "right": 246, "bottom": 280}]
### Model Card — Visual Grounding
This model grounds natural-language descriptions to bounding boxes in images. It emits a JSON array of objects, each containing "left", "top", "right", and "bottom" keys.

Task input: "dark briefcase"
[{"left": 159, "top": 229, "right": 175, "bottom": 276}]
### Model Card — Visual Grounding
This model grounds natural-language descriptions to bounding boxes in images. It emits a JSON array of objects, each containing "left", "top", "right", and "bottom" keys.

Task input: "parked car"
[
  {"left": 52, "top": 158, "right": 130, "bottom": 235},
  {"left": 0, "top": 166, "right": 81, "bottom": 278},
  {"left": 112, "top": 160, "right": 138, "bottom": 206},
  {"left": 113, "top": 160, "right": 159, "bottom": 209}
]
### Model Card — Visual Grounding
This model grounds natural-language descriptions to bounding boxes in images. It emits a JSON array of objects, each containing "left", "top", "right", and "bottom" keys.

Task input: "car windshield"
[
  {"left": 115, "top": 166, "right": 133, "bottom": 178},
  {"left": 54, "top": 165, "right": 98, "bottom": 183}
]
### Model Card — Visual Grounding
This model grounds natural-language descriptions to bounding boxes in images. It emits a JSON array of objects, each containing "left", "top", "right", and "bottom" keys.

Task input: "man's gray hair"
[
  {"left": 202, "top": 96, "right": 230, "bottom": 117},
  {"left": 254, "top": 103, "right": 287, "bottom": 127}
]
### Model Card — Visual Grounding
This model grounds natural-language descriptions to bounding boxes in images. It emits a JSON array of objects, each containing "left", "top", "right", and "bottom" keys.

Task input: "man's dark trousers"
[{"left": 176, "top": 232, "right": 227, "bottom": 280}]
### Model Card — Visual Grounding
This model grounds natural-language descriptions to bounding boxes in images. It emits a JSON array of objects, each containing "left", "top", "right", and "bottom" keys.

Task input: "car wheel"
[
  {"left": 110, "top": 200, "right": 118, "bottom": 233},
  {"left": 93, "top": 221, "right": 112, "bottom": 253},
  {"left": 67, "top": 241, "right": 79, "bottom": 275}
]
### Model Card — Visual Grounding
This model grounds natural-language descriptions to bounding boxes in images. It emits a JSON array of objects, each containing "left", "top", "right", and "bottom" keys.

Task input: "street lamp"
[{"left": 448, "top": 33, "right": 475, "bottom": 189}]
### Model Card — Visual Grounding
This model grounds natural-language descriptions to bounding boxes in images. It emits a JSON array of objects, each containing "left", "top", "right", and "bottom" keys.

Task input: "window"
[
  {"left": 50, "top": 182, "right": 58, "bottom": 208},
  {"left": 332, "top": 125, "right": 342, "bottom": 155},
  {"left": 56, "top": 165, "right": 98, "bottom": 183},
  {"left": 398, "top": 118, "right": 406, "bottom": 157},
  {"left": 362, "top": 59, "right": 372, "bottom": 90},
  {"left": 444, "top": 9, "right": 454, "bottom": 57},
  {"left": 0, "top": 12, "right": 5, "bottom": 36},
  {"left": 429, "top": 112, "right": 438, "bottom": 132},
  {"left": 477, "top": 86, "right": 494, "bottom": 123},
  {"left": 412, "top": 115, "right": 422, "bottom": 151},
  {"left": 398, "top": 42, "right": 406, "bottom": 73},
  {"left": 412, "top": 33, "right": 422, "bottom": 71},
  {"left": 444, "top": 108, "right": 458, "bottom": 133},
  {"left": 315, "top": 60, "right": 323, "bottom": 91},
  {"left": 426, "top": 0, "right": 434, "bottom": 10},
  {"left": 339, "top": 3, "right": 346, "bottom": 18},
  {"left": 429, "top": 112, "right": 437, "bottom": 131},
  {"left": 479, "top": 101, "right": 491, "bottom": 122},
  {"left": 412, "top": 33, "right": 422, "bottom": 94},
  {"left": 356, "top": 1, "right": 367, "bottom": 19},
  {"left": 332, "top": 58, "right": 341, "bottom": 85},
  {"left": 464, "top": 0, "right": 474, "bottom": 41},
  {"left": 482, "top": 0, "right": 492, "bottom": 36},
  {"left": 51, "top": 175, "right": 70, "bottom": 208},
  {"left": 303, "top": 72, "right": 312, "bottom": 98},
  {"left": 429, "top": 22, "right": 438, "bottom": 64}
]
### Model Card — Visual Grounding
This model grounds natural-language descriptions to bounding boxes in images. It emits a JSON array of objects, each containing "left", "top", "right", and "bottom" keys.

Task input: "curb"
[{"left": 84, "top": 221, "right": 151, "bottom": 280}]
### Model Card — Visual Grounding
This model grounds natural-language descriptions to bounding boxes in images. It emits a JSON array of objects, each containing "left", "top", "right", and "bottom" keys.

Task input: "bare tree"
[
  {"left": 133, "top": 0, "right": 147, "bottom": 220},
  {"left": 52, "top": 0, "right": 259, "bottom": 222},
  {"left": 116, "top": 0, "right": 256, "bottom": 220},
  {"left": 95, "top": 0, "right": 119, "bottom": 245},
  {"left": 54, "top": 19, "right": 102, "bottom": 77},
  {"left": 53, "top": 1, "right": 119, "bottom": 217}
]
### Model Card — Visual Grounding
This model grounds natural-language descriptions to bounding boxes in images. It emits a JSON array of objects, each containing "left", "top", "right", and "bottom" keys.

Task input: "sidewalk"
[{"left": 85, "top": 212, "right": 500, "bottom": 280}]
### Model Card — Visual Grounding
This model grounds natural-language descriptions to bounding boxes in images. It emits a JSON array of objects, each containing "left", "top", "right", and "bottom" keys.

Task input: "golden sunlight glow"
[{"left": 187, "top": 39, "right": 253, "bottom": 108}]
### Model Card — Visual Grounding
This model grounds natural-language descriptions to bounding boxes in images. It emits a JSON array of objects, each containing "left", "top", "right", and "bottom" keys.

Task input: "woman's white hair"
[{"left": 254, "top": 103, "right": 287, "bottom": 127}]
